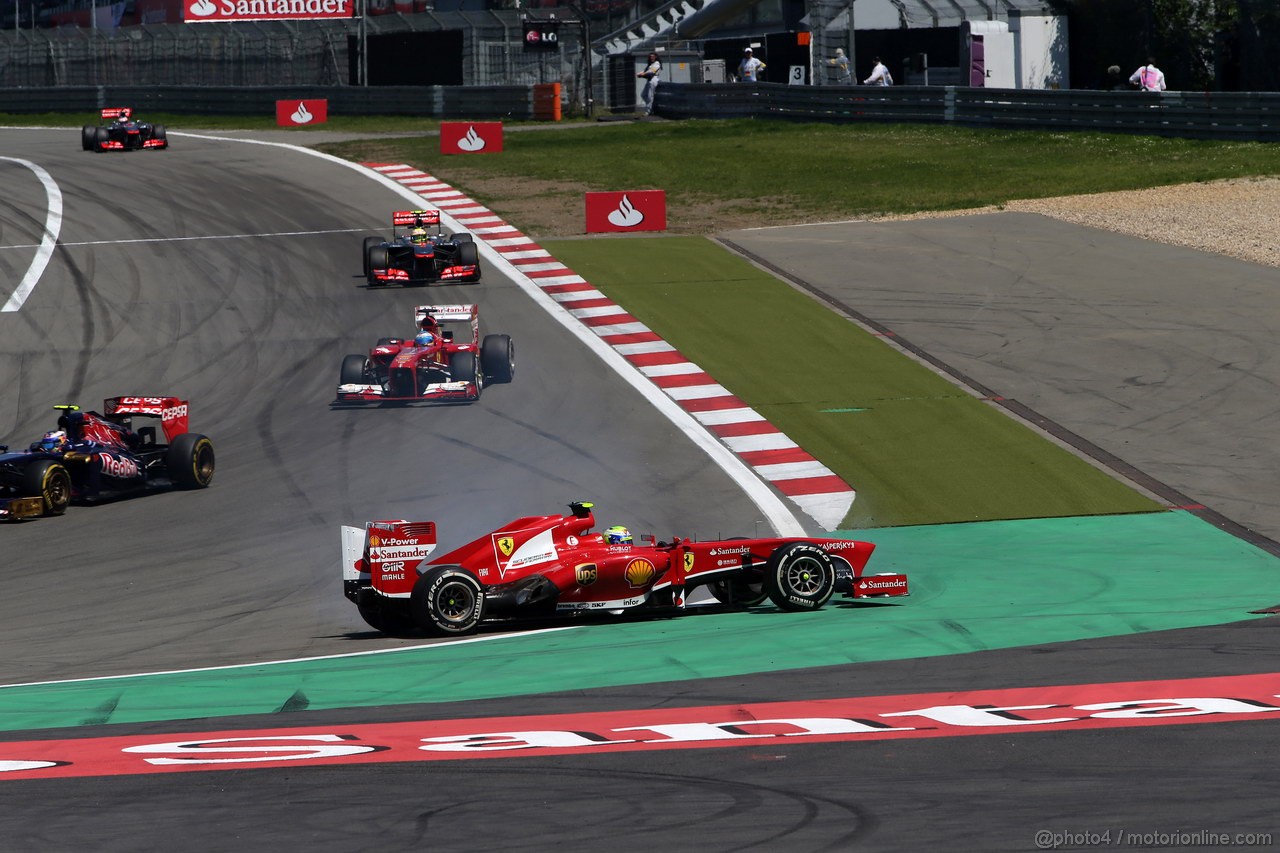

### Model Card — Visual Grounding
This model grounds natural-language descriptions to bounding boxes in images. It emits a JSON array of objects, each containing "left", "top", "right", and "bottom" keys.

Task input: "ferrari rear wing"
[
  {"left": 414, "top": 304, "right": 477, "bottom": 325},
  {"left": 103, "top": 396, "right": 189, "bottom": 442},
  {"left": 392, "top": 209, "right": 441, "bottom": 227},
  {"left": 341, "top": 519, "right": 438, "bottom": 600}
]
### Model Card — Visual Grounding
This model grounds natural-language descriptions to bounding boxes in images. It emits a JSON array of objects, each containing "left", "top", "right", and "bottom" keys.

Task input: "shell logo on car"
[{"left": 624, "top": 558, "right": 657, "bottom": 588}]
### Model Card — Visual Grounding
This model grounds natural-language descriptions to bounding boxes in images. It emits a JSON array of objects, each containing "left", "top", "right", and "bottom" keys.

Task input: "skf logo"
[
  {"left": 575, "top": 563, "right": 598, "bottom": 586},
  {"left": 497, "top": 537, "right": 515, "bottom": 558},
  {"left": 683, "top": 553, "right": 694, "bottom": 573},
  {"left": 585, "top": 190, "right": 667, "bottom": 234},
  {"left": 624, "top": 558, "right": 656, "bottom": 588}
]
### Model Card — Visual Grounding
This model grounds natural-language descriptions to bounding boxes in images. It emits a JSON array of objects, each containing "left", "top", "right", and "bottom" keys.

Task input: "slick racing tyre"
[
  {"left": 22, "top": 459, "right": 71, "bottom": 516},
  {"left": 362, "top": 237, "right": 382, "bottom": 279},
  {"left": 480, "top": 334, "right": 515, "bottom": 384},
  {"left": 166, "top": 433, "right": 215, "bottom": 489},
  {"left": 81, "top": 125, "right": 96, "bottom": 151},
  {"left": 764, "top": 542, "right": 836, "bottom": 611},
  {"left": 94, "top": 126, "right": 109, "bottom": 151},
  {"left": 367, "top": 246, "right": 390, "bottom": 285},
  {"left": 340, "top": 354, "right": 368, "bottom": 385},
  {"left": 411, "top": 566, "right": 484, "bottom": 636},
  {"left": 449, "top": 350, "right": 480, "bottom": 397},
  {"left": 357, "top": 598, "right": 417, "bottom": 636},
  {"left": 450, "top": 233, "right": 474, "bottom": 244}
]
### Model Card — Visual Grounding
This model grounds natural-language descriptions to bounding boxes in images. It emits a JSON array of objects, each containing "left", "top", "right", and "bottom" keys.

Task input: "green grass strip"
[{"left": 543, "top": 235, "right": 1161, "bottom": 529}]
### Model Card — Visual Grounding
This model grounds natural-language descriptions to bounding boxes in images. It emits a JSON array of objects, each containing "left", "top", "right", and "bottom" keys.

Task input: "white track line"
[{"left": 1, "top": 156, "right": 63, "bottom": 312}]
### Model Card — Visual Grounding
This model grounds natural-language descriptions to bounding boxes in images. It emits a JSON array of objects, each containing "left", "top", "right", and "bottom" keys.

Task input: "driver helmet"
[
  {"left": 413, "top": 331, "right": 436, "bottom": 347},
  {"left": 604, "top": 525, "right": 633, "bottom": 545},
  {"left": 37, "top": 430, "right": 69, "bottom": 452},
  {"left": 409, "top": 227, "right": 430, "bottom": 246}
]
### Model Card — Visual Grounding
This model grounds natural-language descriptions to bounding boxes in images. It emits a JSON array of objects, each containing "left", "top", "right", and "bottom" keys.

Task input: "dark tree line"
[{"left": 1049, "top": 0, "right": 1280, "bottom": 91}]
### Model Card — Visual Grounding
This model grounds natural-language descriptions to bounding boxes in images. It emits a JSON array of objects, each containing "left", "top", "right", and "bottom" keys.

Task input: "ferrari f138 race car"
[
  {"left": 334, "top": 304, "right": 515, "bottom": 405},
  {"left": 341, "top": 501, "right": 908, "bottom": 636},
  {"left": 362, "top": 210, "right": 480, "bottom": 286},
  {"left": 0, "top": 397, "right": 214, "bottom": 520},
  {"left": 81, "top": 108, "right": 169, "bottom": 152}
]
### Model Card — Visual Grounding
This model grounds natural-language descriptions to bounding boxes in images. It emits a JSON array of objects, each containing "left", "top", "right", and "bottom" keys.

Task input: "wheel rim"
[
  {"left": 45, "top": 469, "right": 71, "bottom": 509},
  {"left": 436, "top": 580, "right": 477, "bottom": 623},
  {"left": 194, "top": 442, "right": 215, "bottom": 483},
  {"left": 784, "top": 556, "right": 826, "bottom": 596}
]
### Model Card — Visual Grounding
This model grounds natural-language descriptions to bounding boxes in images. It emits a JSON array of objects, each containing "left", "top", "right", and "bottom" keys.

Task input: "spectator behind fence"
[
  {"left": 637, "top": 52, "right": 661, "bottom": 115},
  {"left": 828, "top": 48, "right": 852, "bottom": 84},
  {"left": 1129, "top": 59, "right": 1166, "bottom": 91},
  {"left": 738, "top": 48, "right": 766, "bottom": 83},
  {"left": 864, "top": 56, "right": 893, "bottom": 86}
]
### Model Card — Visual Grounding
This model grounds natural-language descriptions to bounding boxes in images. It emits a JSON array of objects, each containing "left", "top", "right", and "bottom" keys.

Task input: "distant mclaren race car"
[
  {"left": 81, "top": 108, "right": 169, "bottom": 152},
  {"left": 341, "top": 501, "right": 909, "bottom": 637},
  {"left": 0, "top": 397, "right": 213, "bottom": 520},
  {"left": 334, "top": 304, "right": 514, "bottom": 405},
  {"left": 362, "top": 210, "right": 480, "bottom": 286}
]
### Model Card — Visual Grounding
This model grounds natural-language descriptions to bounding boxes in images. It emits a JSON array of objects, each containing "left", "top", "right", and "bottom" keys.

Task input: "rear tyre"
[
  {"left": 340, "top": 354, "right": 367, "bottom": 385},
  {"left": 166, "top": 433, "right": 215, "bottom": 489},
  {"left": 22, "top": 460, "right": 71, "bottom": 516},
  {"left": 709, "top": 574, "right": 768, "bottom": 608},
  {"left": 764, "top": 543, "right": 836, "bottom": 611},
  {"left": 81, "top": 126, "right": 96, "bottom": 151},
  {"left": 357, "top": 599, "right": 417, "bottom": 636},
  {"left": 480, "top": 334, "right": 515, "bottom": 384},
  {"left": 362, "top": 237, "right": 382, "bottom": 278},
  {"left": 411, "top": 566, "right": 484, "bottom": 636}
]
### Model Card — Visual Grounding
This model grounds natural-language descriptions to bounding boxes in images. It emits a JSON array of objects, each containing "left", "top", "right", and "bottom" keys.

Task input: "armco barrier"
[
  {"left": 654, "top": 82, "right": 1280, "bottom": 142},
  {"left": 0, "top": 85, "right": 541, "bottom": 120}
]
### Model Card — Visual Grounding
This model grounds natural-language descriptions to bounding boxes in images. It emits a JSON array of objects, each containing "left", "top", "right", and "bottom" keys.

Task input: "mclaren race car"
[
  {"left": 0, "top": 397, "right": 214, "bottom": 520},
  {"left": 334, "top": 304, "right": 515, "bottom": 405},
  {"left": 81, "top": 107, "right": 169, "bottom": 152},
  {"left": 362, "top": 210, "right": 481, "bottom": 286},
  {"left": 341, "top": 501, "right": 909, "bottom": 636}
]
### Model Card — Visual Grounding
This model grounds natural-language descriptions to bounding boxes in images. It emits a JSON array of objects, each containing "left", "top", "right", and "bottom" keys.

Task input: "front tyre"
[
  {"left": 480, "top": 334, "right": 515, "bottom": 384},
  {"left": 340, "top": 354, "right": 368, "bottom": 385},
  {"left": 22, "top": 459, "right": 71, "bottom": 516},
  {"left": 411, "top": 566, "right": 484, "bottom": 636},
  {"left": 81, "top": 126, "right": 96, "bottom": 151},
  {"left": 449, "top": 350, "right": 480, "bottom": 398},
  {"left": 764, "top": 543, "right": 836, "bottom": 611},
  {"left": 166, "top": 433, "right": 215, "bottom": 489}
]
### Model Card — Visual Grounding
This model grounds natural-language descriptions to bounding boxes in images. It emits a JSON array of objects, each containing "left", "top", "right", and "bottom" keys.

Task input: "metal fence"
[
  {"left": 655, "top": 82, "right": 1280, "bottom": 142},
  {"left": 0, "top": 11, "right": 592, "bottom": 112}
]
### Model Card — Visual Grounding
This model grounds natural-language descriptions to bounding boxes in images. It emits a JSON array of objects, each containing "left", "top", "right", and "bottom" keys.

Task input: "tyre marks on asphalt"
[{"left": 365, "top": 163, "right": 857, "bottom": 531}]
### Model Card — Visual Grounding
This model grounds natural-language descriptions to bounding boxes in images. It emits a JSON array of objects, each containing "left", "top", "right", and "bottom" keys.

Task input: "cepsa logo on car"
[{"left": 161, "top": 404, "right": 188, "bottom": 421}]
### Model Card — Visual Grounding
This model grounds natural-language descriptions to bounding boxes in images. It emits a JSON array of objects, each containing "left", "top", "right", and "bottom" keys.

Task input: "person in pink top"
[{"left": 1129, "top": 59, "right": 1166, "bottom": 91}]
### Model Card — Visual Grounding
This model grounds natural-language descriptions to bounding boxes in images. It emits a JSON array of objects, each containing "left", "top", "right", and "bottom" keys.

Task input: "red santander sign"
[
  {"left": 585, "top": 190, "right": 667, "bottom": 234},
  {"left": 440, "top": 122, "right": 504, "bottom": 155},
  {"left": 184, "top": 0, "right": 353, "bottom": 22},
  {"left": 276, "top": 99, "right": 329, "bottom": 126}
]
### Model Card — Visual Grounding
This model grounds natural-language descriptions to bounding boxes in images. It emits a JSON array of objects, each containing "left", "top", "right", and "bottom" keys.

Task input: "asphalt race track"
[{"left": 2, "top": 128, "right": 1279, "bottom": 852}]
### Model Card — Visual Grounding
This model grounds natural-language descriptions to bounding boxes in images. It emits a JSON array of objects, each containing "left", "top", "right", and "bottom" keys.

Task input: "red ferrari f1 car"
[
  {"left": 334, "top": 304, "right": 515, "bottom": 405},
  {"left": 81, "top": 108, "right": 169, "bottom": 152},
  {"left": 341, "top": 501, "right": 908, "bottom": 636},
  {"left": 362, "top": 210, "right": 480, "bottom": 286},
  {"left": 0, "top": 396, "right": 214, "bottom": 520}
]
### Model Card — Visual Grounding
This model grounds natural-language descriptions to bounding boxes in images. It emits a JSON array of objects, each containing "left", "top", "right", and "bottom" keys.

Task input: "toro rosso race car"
[
  {"left": 335, "top": 304, "right": 515, "bottom": 405},
  {"left": 341, "top": 501, "right": 909, "bottom": 636},
  {"left": 0, "top": 397, "right": 214, "bottom": 520},
  {"left": 81, "top": 108, "right": 169, "bottom": 152},
  {"left": 362, "top": 210, "right": 480, "bottom": 286}
]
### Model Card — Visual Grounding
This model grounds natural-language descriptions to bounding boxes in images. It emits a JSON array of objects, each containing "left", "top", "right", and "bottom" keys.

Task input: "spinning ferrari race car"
[
  {"left": 81, "top": 107, "right": 169, "bottom": 152},
  {"left": 0, "top": 397, "right": 214, "bottom": 520},
  {"left": 341, "top": 501, "right": 908, "bottom": 637},
  {"left": 362, "top": 210, "right": 480, "bottom": 286},
  {"left": 334, "top": 303, "right": 514, "bottom": 405}
]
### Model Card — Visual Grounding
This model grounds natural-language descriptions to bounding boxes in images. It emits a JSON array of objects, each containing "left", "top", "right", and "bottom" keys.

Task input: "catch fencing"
[{"left": 654, "top": 82, "right": 1280, "bottom": 141}]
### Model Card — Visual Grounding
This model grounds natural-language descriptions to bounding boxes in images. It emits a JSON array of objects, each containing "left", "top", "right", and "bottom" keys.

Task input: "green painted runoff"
[{"left": 1, "top": 512, "right": 1274, "bottom": 734}]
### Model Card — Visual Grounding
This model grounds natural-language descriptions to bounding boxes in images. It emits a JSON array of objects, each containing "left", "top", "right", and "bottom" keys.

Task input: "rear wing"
[
  {"left": 101, "top": 107, "right": 132, "bottom": 120},
  {"left": 342, "top": 520, "right": 438, "bottom": 598},
  {"left": 415, "top": 304, "right": 479, "bottom": 344},
  {"left": 392, "top": 210, "right": 441, "bottom": 227},
  {"left": 103, "top": 396, "right": 189, "bottom": 442}
]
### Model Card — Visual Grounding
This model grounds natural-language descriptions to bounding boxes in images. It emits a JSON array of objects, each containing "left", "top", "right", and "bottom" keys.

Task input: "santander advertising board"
[{"left": 185, "top": 0, "right": 353, "bottom": 22}]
